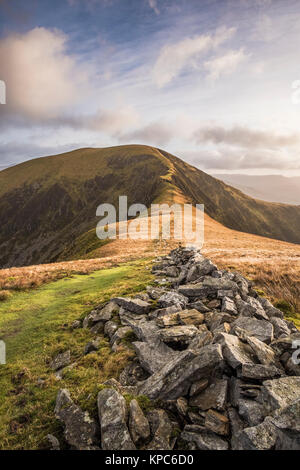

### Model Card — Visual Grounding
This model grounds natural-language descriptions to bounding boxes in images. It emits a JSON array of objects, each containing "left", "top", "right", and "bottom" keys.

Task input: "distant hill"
[
  {"left": 1, "top": 144, "right": 300, "bottom": 268},
  {"left": 213, "top": 174, "right": 300, "bottom": 205}
]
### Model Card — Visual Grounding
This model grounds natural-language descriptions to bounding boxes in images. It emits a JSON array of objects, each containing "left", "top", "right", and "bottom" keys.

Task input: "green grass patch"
[{"left": 0, "top": 258, "right": 152, "bottom": 450}]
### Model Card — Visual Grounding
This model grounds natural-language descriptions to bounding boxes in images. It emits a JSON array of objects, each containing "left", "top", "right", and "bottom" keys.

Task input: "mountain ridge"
[{"left": 1, "top": 144, "right": 300, "bottom": 268}]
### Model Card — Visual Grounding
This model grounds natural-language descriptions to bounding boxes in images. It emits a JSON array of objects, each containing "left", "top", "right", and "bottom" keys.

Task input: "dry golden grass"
[{"left": 0, "top": 211, "right": 299, "bottom": 321}]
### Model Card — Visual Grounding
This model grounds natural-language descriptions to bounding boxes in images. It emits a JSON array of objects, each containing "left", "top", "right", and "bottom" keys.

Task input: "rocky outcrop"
[{"left": 54, "top": 247, "right": 300, "bottom": 450}]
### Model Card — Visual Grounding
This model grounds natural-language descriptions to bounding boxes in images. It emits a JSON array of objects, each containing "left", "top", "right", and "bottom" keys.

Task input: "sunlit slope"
[{"left": 0, "top": 144, "right": 300, "bottom": 267}]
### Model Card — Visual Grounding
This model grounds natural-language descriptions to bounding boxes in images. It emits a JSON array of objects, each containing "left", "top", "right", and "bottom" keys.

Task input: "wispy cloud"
[
  {"left": 194, "top": 125, "right": 300, "bottom": 149},
  {"left": 152, "top": 26, "right": 236, "bottom": 87},
  {"left": 148, "top": 0, "right": 160, "bottom": 15},
  {"left": 204, "top": 48, "right": 249, "bottom": 80}
]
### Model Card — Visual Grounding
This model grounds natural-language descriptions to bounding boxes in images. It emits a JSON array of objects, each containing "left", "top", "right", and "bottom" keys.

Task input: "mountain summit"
[{"left": 0, "top": 144, "right": 300, "bottom": 268}]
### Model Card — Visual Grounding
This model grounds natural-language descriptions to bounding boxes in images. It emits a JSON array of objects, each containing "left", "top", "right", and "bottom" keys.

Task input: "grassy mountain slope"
[
  {"left": 0, "top": 258, "right": 153, "bottom": 449},
  {"left": 0, "top": 144, "right": 300, "bottom": 267}
]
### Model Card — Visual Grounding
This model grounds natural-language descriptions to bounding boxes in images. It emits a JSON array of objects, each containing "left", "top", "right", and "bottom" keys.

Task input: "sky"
[{"left": 1, "top": 0, "right": 300, "bottom": 175}]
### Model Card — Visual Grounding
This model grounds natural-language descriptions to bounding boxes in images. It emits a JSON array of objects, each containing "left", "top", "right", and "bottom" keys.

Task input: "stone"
[
  {"left": 214, "top": 333, "right": 254, "bottom": 369},
  {"left": 246, "top": 335, "right": 277, "bottom": 365},
  {"left": 207, "top": 299, "right": 221, "bottom": 309},
  {"left": 139, "top": 344, "right": 223, "bottom": 400},
  {"left": 188, "top": 300, "right": 210, "bottom": 313},
  {"left": 213, "top": 322, "right": 231, "bottom": 335},
  {"left": 93, "top": 301, "right": 119, "bottom": 323},
  {"left": 97, "top": 388, "right": 136, "bottom": 450},
  {"left": 237, "top": 418, "right": 277, "bottom": 450},
  {"left": 270, "top": 317, "right": 291, "bottom": 338},
  {"left": 205, "top": 409, "right": 229, "bottom": 436},
  {"left": 82, "top": 311, "right": 99, "bottom": 328},
  {"left": 129, "top": 399, "right": 150, "bottom": 446},
  {"left": 159, "top": 325, "right": 199, "bottom": 349},
  {"left": 233, "top": 273, "right": 249, "bottom": 298},
  {"left": 232, "top": 317, "right": 273, "bottom": 343},
  {"left": 146, "top": 409, "right": 173, "bottom": 450},
  {"left": 237, "top": 363, "right": 283, "bottom": 381},
  {"left": 218, "top": 290, "right": 234, "bottom": 299},
  {"left": 50, "top": 351, "right": 71, "bottom": 371},
  {"left": 176, "top": 397, "right": 189, "bottom": 417},
  {"left": 133, "top": 339, "right": 177, "bottom": 374},
  {"left": 84, "top": 337, "right": 101, "bottom": 355},
  {"left": 178, "top": 277, "right": 238, "bottom": 298},
  {"left": 129, "top": 319, "right": 160, "bottom": 343},
  {"left": 237, "top": 399, "right": 265, "bottom": 426},
  {"left": 158, "top": 291, "right": 188, "bottom": 309},
  {"left": 190, "top": 378, "right": 228, "bottom": 411},
  {"left": 222, "top": 297, "right": 238, "bottom": 315},
  {"left": 186, "top": 258, "right": 217, "bottom": 282},
  {"left": 112, "top": 297, "right": 151, "bottom": 315},
  {"left": 258, "top": 298, "right": 284, "bottom": 319},
  {"left": 271, "top": 333, "right": 300, "bottom": 355},
  {"left": 47, "top": 434, "right": 60, "bottom": 450},
  {"left": 149, "top": 305, "right": 181, "bottom": 320},
  {"left": 164, "top": 266, "right": 179, "bottom": 278},
  {"left": 178, "top": 309, "right": 205, "bottom": 326},
  {"left": 180, "top": 428, "right": 229, "bottom": 450},
  {"left": 110, "top": 326, "right": 134, "bottom": 349},
  {"left": 146, "top": 286, "right": 166, "bottom": 300},
  {"left": 260, "top": 377, "right": 300, "bottom": 412},
  {"left": 104, "top": 321, "right": 118, "bottom": 339},
  {"left": 156, "top": 313, "right": 180, "bottom": 327},
  {"left": 71, "top": 320, "right": 81, "bottom": 330},
  {"left": 237, "top": 296, "right": 269, "bottom": 320},
  {"left": 272, "top": 398, "right": 300, "bottom": 430},
  {"left": 188, "top": 326, "right": 213, "bottom": 351},
  {"left": 190, "top": 378, "right": 209, "bottom": 397},
  {"left": 90, "top": 322, "right": 104, "bottom": 335},
  {"left": 228, "top": 407, "right": 245, "bottom": 449},
  {"left": 55, "top": 389, "right": 99, "bottom": 450},
  {"left": 119, "top": 361, "right": 149, "bottom": 386}
]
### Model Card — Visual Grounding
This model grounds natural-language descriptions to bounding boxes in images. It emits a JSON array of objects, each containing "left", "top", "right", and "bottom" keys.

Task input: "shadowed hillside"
[{"left": 0, "top": 144, "right": 300, "bottom": 267}]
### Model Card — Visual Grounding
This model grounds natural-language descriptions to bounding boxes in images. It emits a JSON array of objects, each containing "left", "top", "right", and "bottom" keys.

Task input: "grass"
[{"left": 0, "top": 258, "right": 153, "bottom": 450}]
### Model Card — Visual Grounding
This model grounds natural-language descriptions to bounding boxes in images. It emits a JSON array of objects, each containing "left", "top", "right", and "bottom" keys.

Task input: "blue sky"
[{"left": 1, "top": 0, "right": 300, "bottom": 174}]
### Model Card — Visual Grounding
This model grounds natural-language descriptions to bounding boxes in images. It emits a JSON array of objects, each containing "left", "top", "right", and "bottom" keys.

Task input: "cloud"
[
  {"left": 182, "top": 147, "right": 300, "bottom": 171},
  {"left": 194, "top": 125, "right": 300, "bottom": 149},
  {"left": 152, "top": 27, "right": 236, "bottom": 87},
  {"left": 148, "top": 0, "right": 159, "bottom": 15},
  {"left": 204, "top": 49, "right": 249, "bottom": 80},
  {"left": 0, "top": 27, "right": 88, "bottom": 118},
  {"left": 119, "top": 121, "right": 173, "bottom": 145}
]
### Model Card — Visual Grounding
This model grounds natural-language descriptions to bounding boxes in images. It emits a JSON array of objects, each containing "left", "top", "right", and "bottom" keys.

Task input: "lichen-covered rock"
[
  {"left": 133, "top": 339, "right": 177, "bottom": 374},
  {"left": 180, "top": 425, "right": 229, "bottom": 450},
  {"left": 260, "top": 377, "right": 300, "bottom": 412},
  {"left": 237, "top": 363, "right": 283, "bottom": 381},
  {"left": 205, "top": 409, "right": 229, "bottom": 436},
  {"left": 146, "top": 409, "right": 173, "bottom": 450},
  {"left": 232, "top": 317, "right": 273, "bottom": 343},
  {"left": 55, "top": 389, "right": 99, "bottom": 450},
  {"left": 112, "top": 297, "right": 151, "bottom": 315},
  {"left": 129, "top": 399, "right": 150, "bottom": 446},
  {"left": 139, "top": 344, "right": 223, "bottom": 400},
  {"left": 159, "top": 325, "right": 199, "bottom": 349},
  {"left": 189, "top": 378, "right": 228, "bottom": 411},
  {"left": 237, "top": 418, "right": 277, "bottom": 450},
  {"left": 158, "top": 291, "right": 188, "bottom": 309},
  {"left": 214, "top": 333, "right": 254, "bottom": 369},
  {"left": 50, "top": 351, "right": 71, "bottom": 371},
  {"left": 97, "top": 388, "right": 136, "bottom": 450}
]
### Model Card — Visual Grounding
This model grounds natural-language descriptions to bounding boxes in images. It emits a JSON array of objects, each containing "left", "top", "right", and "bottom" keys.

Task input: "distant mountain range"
[
  {"left": 213, "top": 174, "right": 300, "bottom": 205},
  {"left": 1, "top": 145, "right": 300, "bottom": 268}
]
